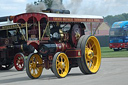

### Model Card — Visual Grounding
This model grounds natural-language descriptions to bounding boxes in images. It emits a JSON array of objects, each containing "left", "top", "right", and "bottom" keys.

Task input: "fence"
[{"left": 96, "top": 36, "right": 109, "bottom": 47}]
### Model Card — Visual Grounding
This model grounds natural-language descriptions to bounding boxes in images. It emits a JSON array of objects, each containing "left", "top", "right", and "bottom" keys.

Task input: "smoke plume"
[
  {"left": 26, "top": 2, "right": 46, "bottom": 13},
  {"left": 63, "top": 0, "right": 127, "bottom": 16},
  {"left": 26, "top": 0, "right": 128, "bottom": 16},
  {"left": 51, "top": 0, "right": 65, "bottom": 10},
  {"left": 26, "top": 0, "right": 65, "bottom": 13}
]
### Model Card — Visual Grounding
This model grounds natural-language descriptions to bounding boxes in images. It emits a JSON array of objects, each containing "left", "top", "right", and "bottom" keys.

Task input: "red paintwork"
[
  {"left": 109, "top": 43, "right": 125, "bottom": 49},
  {"left": 55, "top": 42, "right": 71, "bottom": 52},
  {"left": 13, "top": 13, "right": 48, "bottom": 22},
  {"left": 0, "top": 46, "right": 6, "bottom": 50},
  {"left": 41, "top": 37, "right": 50, "bottom": 41},
  {"left": 49, "top": 17, "right": 103, "bottom": 22},
  {"left": 65, "top": 49, "right": 81, "bottom": 58},
  {"left": 27, "top": 40, "right": 39, "bottom": 50}
]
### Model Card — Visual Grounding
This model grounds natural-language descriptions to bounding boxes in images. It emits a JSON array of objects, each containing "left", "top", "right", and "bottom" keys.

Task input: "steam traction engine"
[
  {"left": 0, "top": 17, "right": 34, "bottom": 70},
  {"left": 13, "top": 9, "right": 103, "bottom": 79}
]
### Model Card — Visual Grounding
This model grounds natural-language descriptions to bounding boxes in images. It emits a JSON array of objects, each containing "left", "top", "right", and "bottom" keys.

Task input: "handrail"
[
  {"left": 17, "top": 24, "right": 27, "bottom": 41},
  {"left": 41, "top": 22, "right": 49, "bottom": 40}
]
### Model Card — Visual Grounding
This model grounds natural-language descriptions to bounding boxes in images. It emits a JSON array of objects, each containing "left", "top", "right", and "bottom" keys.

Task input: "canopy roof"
[
  {"left": 43, "top": 12, "right": 103, "bottom": 19},
  {"left": 14, "top": 12, "right": 103, "bottom": 23},
  {"left": 0, "top": 22, "right": 19, "bottom": 30}
]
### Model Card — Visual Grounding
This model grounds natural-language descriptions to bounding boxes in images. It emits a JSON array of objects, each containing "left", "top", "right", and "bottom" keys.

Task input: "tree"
[
  {"left": 44, "top": 0, "right": 53, "bottom": 8},
  {"left": 34, "top": 0, "right": 53, "bottom": 8},
  {"left": 104, "top": 13, "right": 128, "bottom": 27}
]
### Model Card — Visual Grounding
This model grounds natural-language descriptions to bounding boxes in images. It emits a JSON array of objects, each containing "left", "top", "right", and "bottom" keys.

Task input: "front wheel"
[
  {"left": 26, "top": 53, "right": 43, "bottom": 79},
  {"left": 52, "top": 52, "right": 69, "bottom": 78}
]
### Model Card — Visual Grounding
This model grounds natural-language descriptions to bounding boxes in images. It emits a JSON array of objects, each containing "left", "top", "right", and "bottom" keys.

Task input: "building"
[{"left": 85, "top": 22, "right": 110, "bottom": 36}]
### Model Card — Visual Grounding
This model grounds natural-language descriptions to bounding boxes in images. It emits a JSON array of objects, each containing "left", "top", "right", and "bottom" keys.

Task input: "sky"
[
  {"left": 0, "top": 0, "right": 36, "bottom": 16},
  {"left": 0, "top": 0, "right": 128, "bottom": 17}
]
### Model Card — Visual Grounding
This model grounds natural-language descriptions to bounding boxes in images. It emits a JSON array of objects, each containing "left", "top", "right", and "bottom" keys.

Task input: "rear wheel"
[
  {"left": 52, "top": 52, "right": 69, "bottom": 78},
  {"left": 77, "top": 35, "right": 87, "bottom": 74},
  {"left": 77, "top": 35, "right": 101, "bottom": 74},
  {"left": 26, "top": 53, "right": 43, "bottom": 79},
  {"left": 14, "top": 53, "right": 25, "bottom": 71}
]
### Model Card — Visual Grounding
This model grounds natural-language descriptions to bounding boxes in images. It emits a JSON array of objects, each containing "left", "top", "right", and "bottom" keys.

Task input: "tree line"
[{"left": 104, "top": 13, "right": 128, "bottom": 27}]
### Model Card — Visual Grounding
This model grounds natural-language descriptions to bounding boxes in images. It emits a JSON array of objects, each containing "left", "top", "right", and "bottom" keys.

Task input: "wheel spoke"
[
  {"left": 87, "top": 60, "right": 90, "bottom": 68},
  {"left": 88, "top": 43, "right": 91, "bottom": 49},
  {"left": 87, "top": 43, "right": 89, "bottom": 48},
  {"left": 35, "top": 57, "right": 39, "bottom": 64},
  {"left": 56, "top": 59, "right": 60, "bottom": 63},
  {"left": 87, "top": 60, "right": 94, "bottom": 69},
  {"left": 36, "top": 68, "right": 39, "bottom": 72},
  {"left": 60, "top": 56, "right": 63, "bottom": 62},
  {"left": 61, "top": 69, "right": 63, "bottom": 74},
  {"left": 89, "top": 61, "right": 92, "bottom": 68},
  {"left": 86, "top": 55, "right": 90, "bottom": 61},
  {"left": 94, "top": 55, "right": 97, "bottom": 57},
  {"left": 91, "top": 62, "right": 94, "bottom": 68},
  {"left": 91, "top": 43, "right": 95, "bottom": 49},
  {"left": 33, "top": 69, "right": 36, "bottom": 75},
  {"left": 57, "top": 62, "right": 60, "bottom": 68},
  {"left": 64, "top": 60, "right": 66, "bottom": 64},
  {"left": 93, "top": 55, "right": 97, "bottom": 61},
  {"left": 29, "top": 67, "right": 32, "bottom": 71}
]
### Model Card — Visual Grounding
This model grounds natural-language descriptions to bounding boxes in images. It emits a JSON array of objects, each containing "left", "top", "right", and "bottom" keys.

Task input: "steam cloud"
[
  {"left": 63, "top": 0, "right": 128, "bottom": 16},
  {"left": 51, "top": 0, "right": 65, "bottom": 10},
  {"left": 63, "top": 0, "right": 112, "bottom": 16},
  {"left": 26, "top": 0, "right": 128, "bottom": 16},
  {"left": 26, "top": 0, "right": 65, "bottom": 13},
  {"left": 26, "top": 2, "right": 46, "bottom": 13}
]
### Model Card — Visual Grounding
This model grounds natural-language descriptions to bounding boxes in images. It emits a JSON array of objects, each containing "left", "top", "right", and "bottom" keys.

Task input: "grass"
[{"left": 101, "top": 47, "right": 128, "bottom": 58}]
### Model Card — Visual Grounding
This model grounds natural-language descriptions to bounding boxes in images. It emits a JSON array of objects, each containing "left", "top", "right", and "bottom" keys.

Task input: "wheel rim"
[
  {"left": 29, "top": 54, "right": 43, "bottom": 78},
  {"left": 56, "top": 53, "right": 69, "bottom": 77},
  {"left": 14, "top": 53, "right": 24, "bottom": 71},
  {"left": 85, "top": 36, "right": 101, "bottom": 73}
]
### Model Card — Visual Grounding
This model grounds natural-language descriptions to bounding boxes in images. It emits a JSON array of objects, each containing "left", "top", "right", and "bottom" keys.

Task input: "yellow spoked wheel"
[
  {"left": 77, "top": 35, "right": 101, "bottom": 74},
  {"left": 52, "top": 52, "right": 69, "bottom": 78},
  {"left": 26, "top": 53, "right": 43, "bottom": 79}
]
